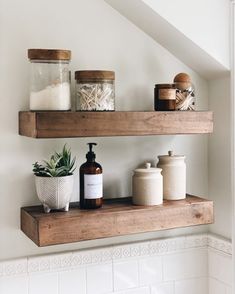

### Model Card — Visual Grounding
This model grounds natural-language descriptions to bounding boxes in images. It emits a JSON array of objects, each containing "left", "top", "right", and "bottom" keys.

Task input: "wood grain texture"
[
  {"left": 19, "top": 111, "right": 213, "bottom": 138},
  {"left": 19, "top": 111, "right": 37, "bottom": 137},
  {"left": 21, "top": 195, "right": 213, "bottom": 247},
  {"left": 21, "top": 208, "right": 39, "bottom": 245},
  {"left": 28, "top": 49, "right": 71, "bottom": 60},
  {"left": 75, "top": 70, "right": 115, "bottom": 81}
]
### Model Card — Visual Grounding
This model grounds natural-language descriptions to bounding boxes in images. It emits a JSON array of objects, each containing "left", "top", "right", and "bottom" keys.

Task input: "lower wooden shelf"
[{"left": 21, "top": 195, "right": 213, "bottom": 247}]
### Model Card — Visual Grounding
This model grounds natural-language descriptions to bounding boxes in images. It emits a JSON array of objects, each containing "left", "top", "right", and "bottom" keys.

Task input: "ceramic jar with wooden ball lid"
[
  {"left": 157, "top": 151, "right": 186, "bottom": 200},
  {"left": 174, "top": 73, "right": 195, "bottom": 111},
  {"left": 132, "top": 163, "right": 163, "bottom": 206}
]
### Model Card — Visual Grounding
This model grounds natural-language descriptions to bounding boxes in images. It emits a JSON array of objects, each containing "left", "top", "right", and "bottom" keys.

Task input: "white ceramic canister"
[
  {"left": 132, "top": 163, "right": 163, "bottom": 206},
  {"left": 157, "top": 151, "right": 186, "bottom": 200}
]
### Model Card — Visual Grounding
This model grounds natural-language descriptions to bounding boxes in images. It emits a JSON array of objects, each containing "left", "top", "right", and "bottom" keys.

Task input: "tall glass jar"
[
  {"left": 28, "top": 49, "right": 71, "bottom": 111},
  {"left": 75, "top": 70, "right": 115, "bottom": 111}
]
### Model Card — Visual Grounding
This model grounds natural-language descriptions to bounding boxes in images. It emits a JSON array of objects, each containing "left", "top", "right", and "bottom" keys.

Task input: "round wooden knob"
[{"left": 174, "top": 73, "right": 192, "bottom": 91}]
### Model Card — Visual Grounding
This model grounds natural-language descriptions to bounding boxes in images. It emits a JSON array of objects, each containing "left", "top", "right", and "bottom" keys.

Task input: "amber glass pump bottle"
[{"left": 80, "top": 143, "right": 103, "bottom": 209}]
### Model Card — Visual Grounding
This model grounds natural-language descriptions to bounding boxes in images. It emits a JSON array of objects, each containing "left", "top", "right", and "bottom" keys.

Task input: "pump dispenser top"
[{"left": 86, "top": 143, "right": 97, "bottom": 161}]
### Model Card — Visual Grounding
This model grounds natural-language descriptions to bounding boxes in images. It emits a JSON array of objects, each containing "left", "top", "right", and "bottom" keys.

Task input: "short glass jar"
[
  {"left": 28, "top": 49, "right": 71, "bottom": 111},
  {"left": 75, "top": 70, "right": 115, "bottom": 111},
  {"left": 174, "top": 73, "right": 195, "bottom": 111},
  {"left": 154, "top": 84, "right": 176, "bottom": 111}
]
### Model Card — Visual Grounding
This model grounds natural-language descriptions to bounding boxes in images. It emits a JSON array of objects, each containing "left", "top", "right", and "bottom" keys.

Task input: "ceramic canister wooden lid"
[
  {"left": 28, "top": 49, "right": 71, "bottom": 61},
  {"left": 75, "top": 70, "right": 115, "bottom": 81},
  {"left": 158, "top": 151, "right": 185, "bottom": 163},
  {"left": 134, "top": 163, "right": 162, "bottom": 174}
]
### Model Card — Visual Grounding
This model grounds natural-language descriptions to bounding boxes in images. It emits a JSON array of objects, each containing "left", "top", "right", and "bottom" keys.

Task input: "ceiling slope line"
[{"left": 105, "top": 0, "right": 230, "bottom": 80}]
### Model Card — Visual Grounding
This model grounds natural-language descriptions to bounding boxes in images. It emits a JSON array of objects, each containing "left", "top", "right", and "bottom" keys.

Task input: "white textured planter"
[{"left": 35, "top": 175, "right": 74, "bottom": 213}]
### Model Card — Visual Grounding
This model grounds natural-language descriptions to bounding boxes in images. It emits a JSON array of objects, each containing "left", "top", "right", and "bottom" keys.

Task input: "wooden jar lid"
[
  {"left": 155, "top": 83, "right": 175, "bottom": 89},
  {"left": 28, "top": 49, "right": 71, "bottom": 61},
  {"left": 173, "top": 73, "right": 192, "bottom": 91},
  {"left": 75, "top": 70, "right": 115, "bottom": 81},
  {"left": 173, "top": 73, "right": 191, "bottom": 83}
]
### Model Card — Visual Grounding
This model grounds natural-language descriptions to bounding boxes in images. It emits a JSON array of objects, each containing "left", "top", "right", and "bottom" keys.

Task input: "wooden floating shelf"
[
  {"left": 19, "top": 111, "right": 213, "bottom": 138},
  {"left": 21, "top": 195, "right": 213, "bottom": 247}
]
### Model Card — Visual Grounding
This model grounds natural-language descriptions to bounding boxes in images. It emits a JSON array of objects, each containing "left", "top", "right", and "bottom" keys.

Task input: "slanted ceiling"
[{"left": 105, "top": 0, "right": 230, "bottom": 80}]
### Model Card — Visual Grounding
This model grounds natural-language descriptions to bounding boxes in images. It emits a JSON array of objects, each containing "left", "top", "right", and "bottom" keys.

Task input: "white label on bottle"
[{"left": 84, "top": 174, "right": 103, "bottom": 199}]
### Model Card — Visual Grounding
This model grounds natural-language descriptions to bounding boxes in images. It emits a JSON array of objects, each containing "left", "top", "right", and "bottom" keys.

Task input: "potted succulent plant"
[{"left": 33, "top": 145, "right": 76, "bottom": 213}]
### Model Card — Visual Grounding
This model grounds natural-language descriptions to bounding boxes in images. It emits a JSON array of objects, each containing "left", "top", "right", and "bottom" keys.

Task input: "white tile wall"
[
  {"left": 151, "top": 282, "right": 174, "bottom": 294},
  {"left": 163, "top": 249, "right": 208, "bottom": 281},
  {"left": 59, "top": 268, "right": 86, "bottom": 294},
  {"left": 0, "top": 275, "right": 28, "bottom": 294},
  {"left": 139, "top": 256, "right": 162, "bottom": 286},
  {"left": 29, "top": 273, "right": 58, "bottom": 294},
  {"left": 208, "top": 247, "right": 233, "bottom": 294},
  {"left": 208, "top": 249, "right": 232, "bottom": 286},
  {"left": 209, "top": 278, "right": 227, "bottom": 294},
  {"left": 87, "top": 263, "right": 113, "bottom": 294},
  {"left": 175, "top": 278, "right": 208, "bottom": 294},
  {"left": 112, "top": 287, "right": 150, "bottom": 294},
  {"left": 0, "top": 234, "right": 232, "bottom": 294},
  {"left": 114, "top": 260, "right": 139, "bottom": 291},
  {"left": 226, "top": 286, "right": 232, "bottom": 294}
]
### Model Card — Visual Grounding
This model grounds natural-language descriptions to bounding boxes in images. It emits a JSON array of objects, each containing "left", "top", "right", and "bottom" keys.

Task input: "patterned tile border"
[
  {"left": 207, "top": 234, "right": 232, "bottom": 255},
  {"left": 0, "top": 233, "right": 231, "bottom": 277}
]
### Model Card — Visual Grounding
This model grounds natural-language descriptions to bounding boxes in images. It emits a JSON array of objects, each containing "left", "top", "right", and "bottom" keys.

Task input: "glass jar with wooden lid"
[
  {"left": 75, "top": 70, "right": 115, "bottom": 111},
  {"left": 154, "top": 84, "right": 176, "bottom": 111},
  {"left": 28, "top": 49, "right": 71, "bottom": 111},
  {"left": 174, "top": 73, "right": 195, "bottom": 111}
]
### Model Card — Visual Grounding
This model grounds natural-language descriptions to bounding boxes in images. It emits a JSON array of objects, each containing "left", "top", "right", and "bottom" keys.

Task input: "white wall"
[
  {"left": 105, "top": 0, "right": 232, "bottom": 241},
  {"left": 208, "top": 77, "right": 232, "bottom": 239},
  {"left": 143, "top": 0, "right": 230, "bottom": 69},
  {"left": 141, "top": 0, "right": 233, "bottom": 243},
  {"left": 0, "top": 0, "right": 209, "bottom": 260}
]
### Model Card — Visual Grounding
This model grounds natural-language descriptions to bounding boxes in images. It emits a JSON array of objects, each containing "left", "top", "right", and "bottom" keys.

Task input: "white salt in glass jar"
[
  {"left": 75, "top": 70, "right": 115, "bottom": 111},
  {"left": 132, "top": 163, "right": 163, "bottom": 206},
  {"left": 157, "top": 151, "right": 186, "bottom": 200},
  {"left": 28, "top": 49, "right": 71, "bottom": 111}
]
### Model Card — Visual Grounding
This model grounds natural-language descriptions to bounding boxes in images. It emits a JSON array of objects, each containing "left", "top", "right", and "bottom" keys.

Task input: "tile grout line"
[
  {"left": 112, "top": 252, "right": 115, "bottom": 293},
  {"left": 27, "top": 272, "right": 30, "bottom": 294},
  {"left": 85, "top": 266, "right": 88, "bottom": 294},
  {"left": 161, "top": 255, "right": 164, "bottom": 283},
  {"left": 137, "top": 258, "right": 140, "bottom": 288},
  {"left": 208, "top": 276, "right": 232, "bottom": 288},
  {"left": 57, "top": 272, "right": 60, "bottom": 294},
  {"left": 173, "top": 280, "right": 176, "bottom": 294}
]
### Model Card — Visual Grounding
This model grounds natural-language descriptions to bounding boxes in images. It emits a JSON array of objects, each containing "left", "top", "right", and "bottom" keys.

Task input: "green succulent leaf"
[{"left": 32, "top": 145, "right": 76, "bottom": 177}]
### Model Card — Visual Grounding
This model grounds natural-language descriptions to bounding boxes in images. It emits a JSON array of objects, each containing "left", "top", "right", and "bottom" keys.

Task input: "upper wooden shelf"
[
  {"left": 19, "top": 111, "right": 213, "bottom": 138},
  {"left": 21, "top": 195, "right": 213, "bottom": 247}
]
